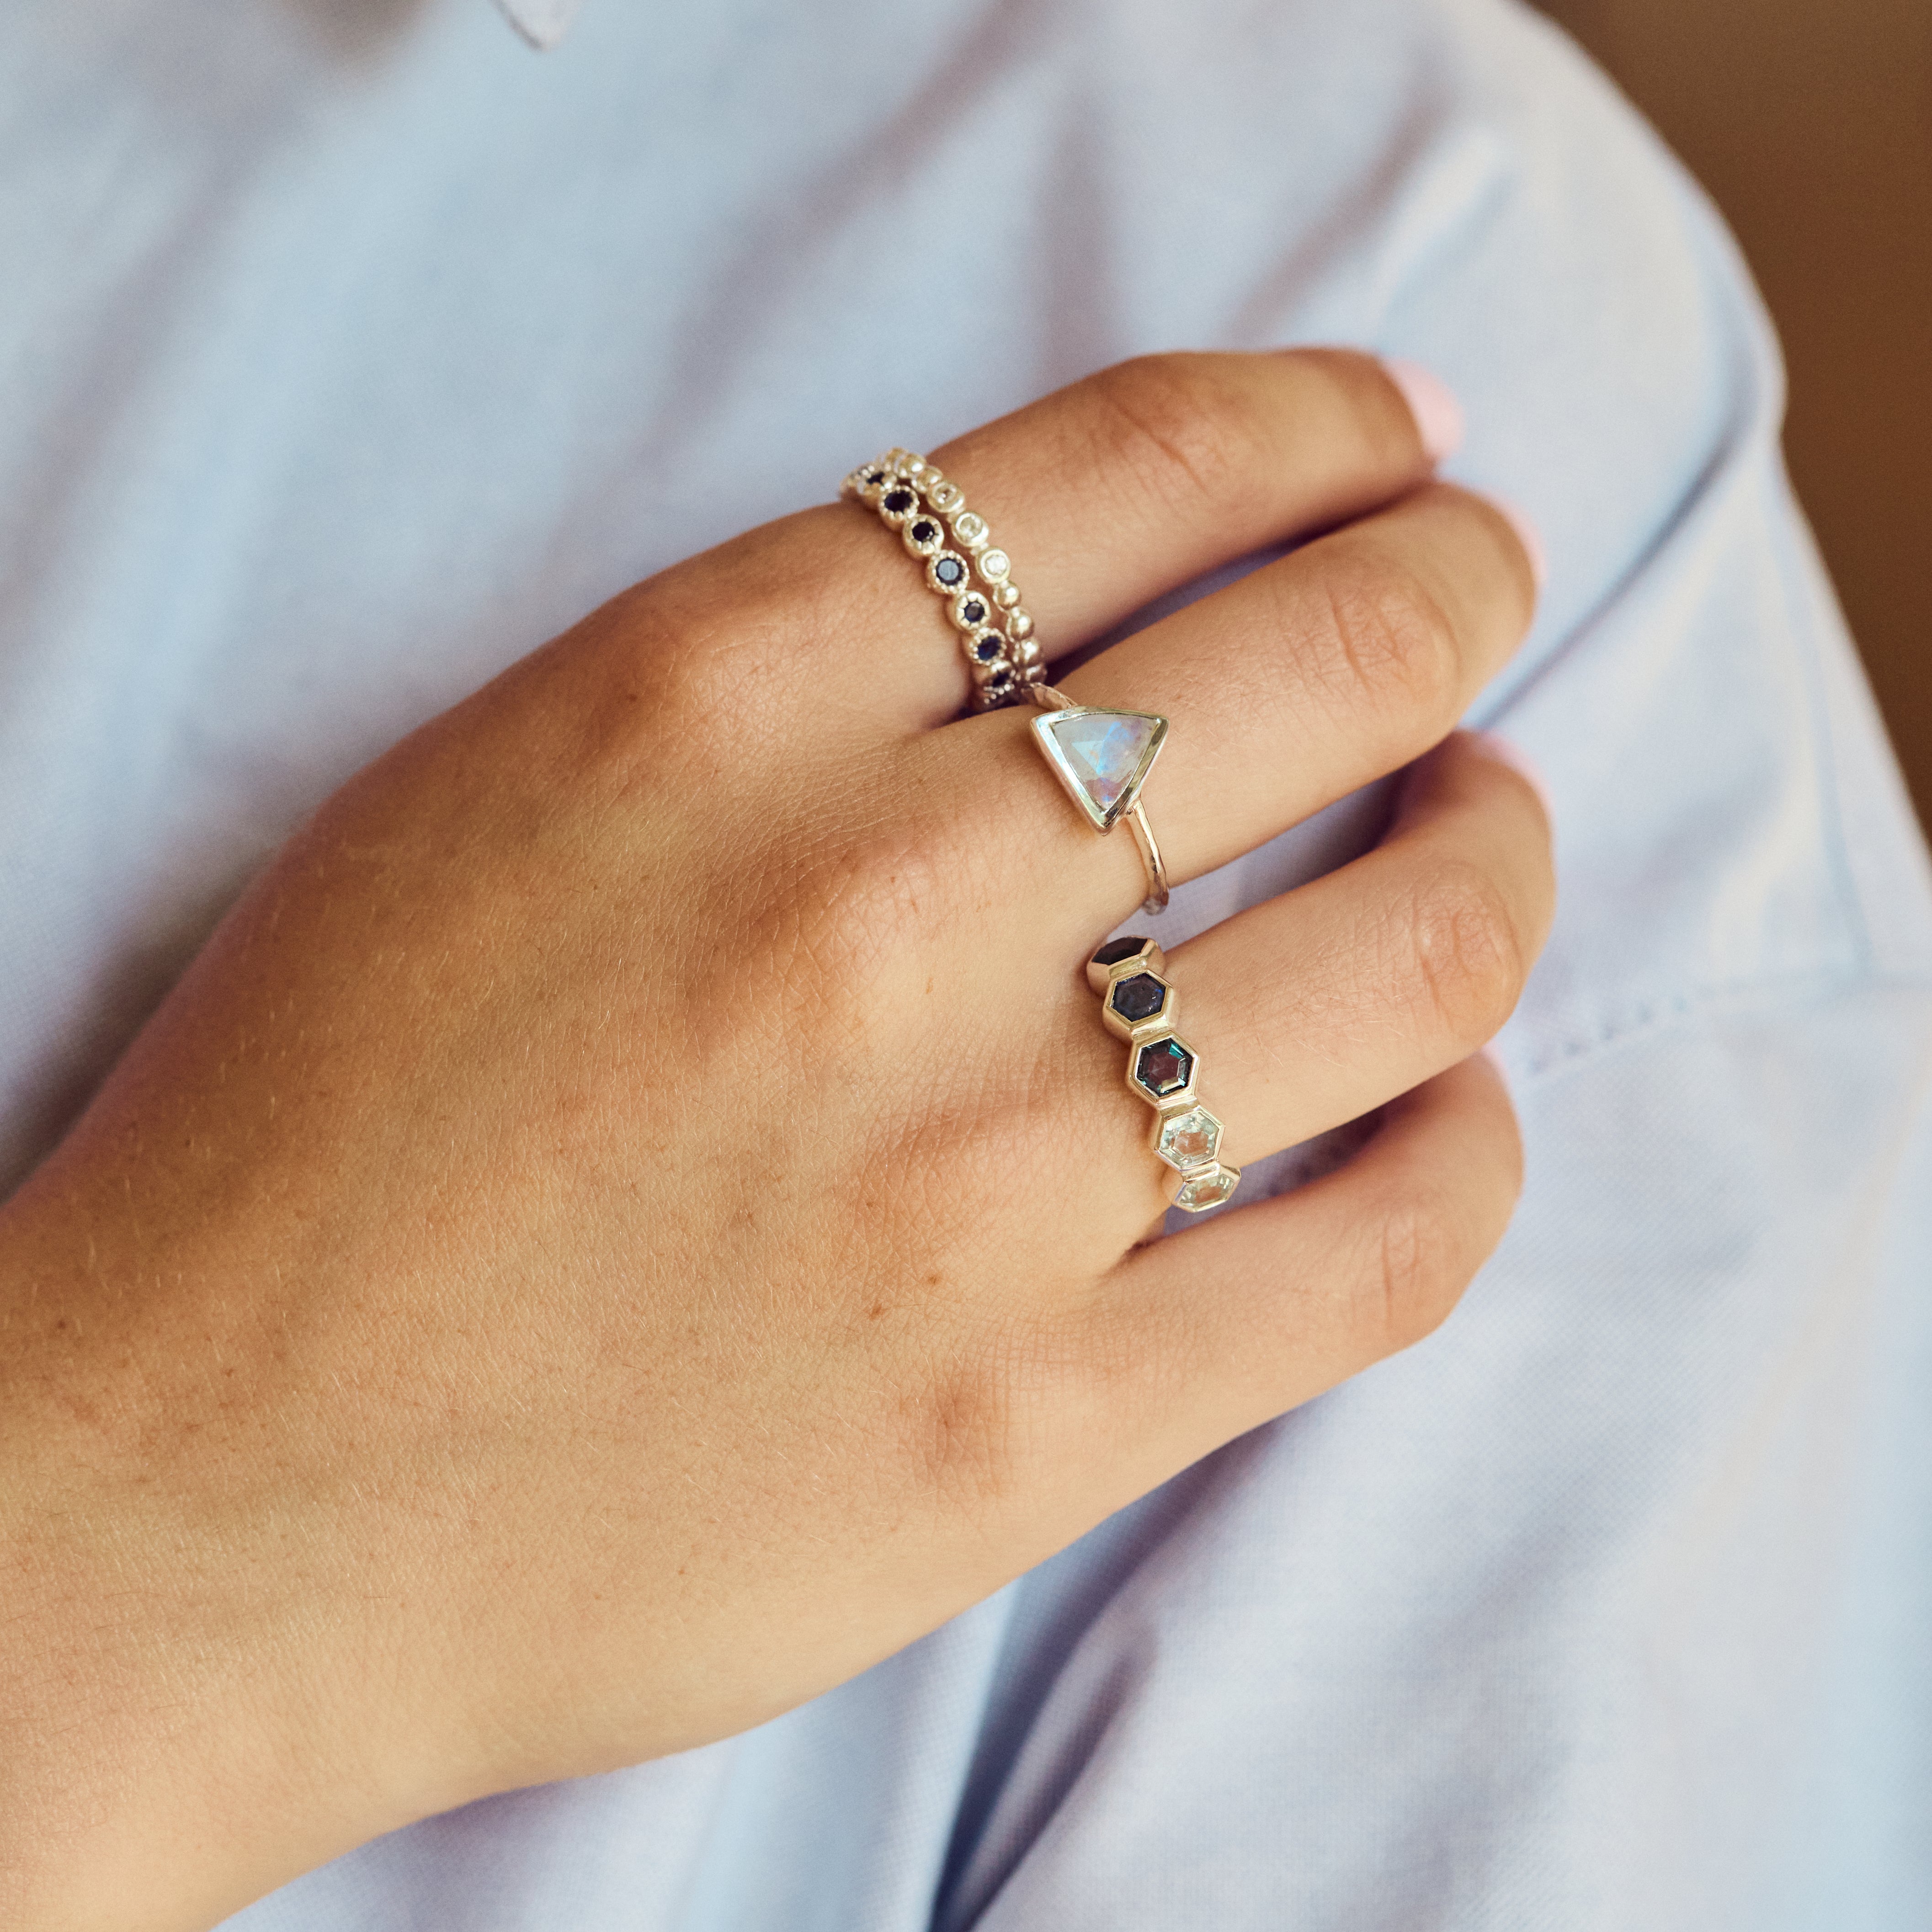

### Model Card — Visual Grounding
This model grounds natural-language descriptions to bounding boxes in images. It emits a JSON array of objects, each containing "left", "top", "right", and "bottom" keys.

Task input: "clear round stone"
[
  {"left": 1174, "top": 1164, "right": 1240, "bottom": 1213},
  {"left": 951, "top": 511, "right": 989, "bottom": 548},
  {"left": 977, "top": 547, "right": 1011, "bottom": 582},
  {"left": 1156, "top": 1107, "right": 1222, "bottom": 1171},
  {"left": 928, "top": 480, "right": 964, "bottom": 512}
]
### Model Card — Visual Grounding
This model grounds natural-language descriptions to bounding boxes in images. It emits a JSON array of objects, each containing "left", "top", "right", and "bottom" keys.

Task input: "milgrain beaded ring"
[
  {"left": 1086, "top": 935, "right": 1241, "bottom": 1213},
  {"left": 841, "top": 448, "right": 1045, "bottom": 711}
]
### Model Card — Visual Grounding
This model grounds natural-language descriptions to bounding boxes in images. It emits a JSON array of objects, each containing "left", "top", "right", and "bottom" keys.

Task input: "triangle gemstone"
[{"left": 1043, "top": 711, "right": 1162, "bottom": 821}]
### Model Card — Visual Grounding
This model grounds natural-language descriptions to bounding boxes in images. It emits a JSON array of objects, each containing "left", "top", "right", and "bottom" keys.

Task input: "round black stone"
[
  {"left": 1134, "top": 1038, "right": 1193, "bottom": 1096},
  {"left": 1109, "top": 973, "right": 1167, "bottom": 1024},
  {"left": 934, "top": 556, "right": 967, "bottom": 586},
  {"left": 864, "top": 469, "right": 888, "bottom": 486},
  {"left": 1091, "top": 937, "right": 1147, "bottom": 968},
  {"left": 985, "top": 671, "right": 1016, "bottom": 697},
  {"left": 971, "top": 634, "right": 1002, "bottom": 662},
  {"left": 910, "top": 518, "right": 939, "bottom": 543},
  {"left": 882, "top": 488, "right": 916, "bottom": 514},
  {"left": 961, "top": 597, "right": 989, "bottom": 625}
]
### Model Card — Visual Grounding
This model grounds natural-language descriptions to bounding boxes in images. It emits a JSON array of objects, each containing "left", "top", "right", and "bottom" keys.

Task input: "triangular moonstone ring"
[{"left": 1029, "top": 707, "right": 1169, "bottom": 835}]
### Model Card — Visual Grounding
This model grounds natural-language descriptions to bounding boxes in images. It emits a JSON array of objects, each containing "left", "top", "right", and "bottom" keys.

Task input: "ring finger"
[{"left": 1060, "top": 731, "right": 1553, "bottom": 1226}]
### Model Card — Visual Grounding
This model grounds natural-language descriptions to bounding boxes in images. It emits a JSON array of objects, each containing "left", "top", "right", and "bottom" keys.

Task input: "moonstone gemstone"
[{"left": 1047, "top": 713, "right": 1159, "bottom": 814}]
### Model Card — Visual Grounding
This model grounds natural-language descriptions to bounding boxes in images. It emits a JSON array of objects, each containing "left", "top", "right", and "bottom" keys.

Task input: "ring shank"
[{"left": 1127, "top": 803, "right": 1169, "bottom": 916}]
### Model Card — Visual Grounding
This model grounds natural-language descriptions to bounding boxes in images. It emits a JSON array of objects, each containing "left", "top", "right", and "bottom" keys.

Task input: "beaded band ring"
[
  {"left": 1086, "top": 936, "right": 1241, "bottom": 1212},
  {"left": 841, "top": 448, "right": 1045, "bottom": 711}
]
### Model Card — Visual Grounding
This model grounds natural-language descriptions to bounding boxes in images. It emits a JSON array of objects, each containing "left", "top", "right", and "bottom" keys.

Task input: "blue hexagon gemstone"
[{"left": 1134, "top": 1037, "right": 1193, "bottom": 1097}]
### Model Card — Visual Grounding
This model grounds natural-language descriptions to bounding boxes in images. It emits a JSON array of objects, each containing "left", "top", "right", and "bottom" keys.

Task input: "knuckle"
[
  {"left": 767, "top": 815, "right": 947, "bottom": 987},
  {"left": 902, "top": 1315, "right": 1077, "bottom": 1511},
  {"left": 1396, "top": 858, "right": 1528, "bottom": 1049},
  {"left": 1307, "top": 552, "right": 1462, "bottom": 724},
  {"left": 1079, "top": 355, "right": 1259, "bottom": 517},
  {"left": 1366, "top": 1192, "right": 1468, "bottom": 1350}
]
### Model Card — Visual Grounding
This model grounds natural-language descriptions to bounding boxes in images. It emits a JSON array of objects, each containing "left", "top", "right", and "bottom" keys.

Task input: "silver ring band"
[
  {"left": 1086, "top": 936, "right": 1240, "bottom": 1212},
  {"left": 841, "top": 449, "right": 1044, "bottom": 711}
]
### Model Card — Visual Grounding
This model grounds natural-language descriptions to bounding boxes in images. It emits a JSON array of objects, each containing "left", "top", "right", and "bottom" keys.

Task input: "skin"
[{"left": 0, "top": 349, "right": 1553, "bottom": 1929}]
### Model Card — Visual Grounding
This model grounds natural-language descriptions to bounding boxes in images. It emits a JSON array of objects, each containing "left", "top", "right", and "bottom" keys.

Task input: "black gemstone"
[
  {"left": 883, "top": 488, "right": 916, "bottom": 514},
  {"left": 864, "top": 469, "right": 888, "bottom": 486},
  {"left": 971, "top": 634, "right": 1002, "bottom": 662},
  {"left": 985, "top": 671, "right": 1016, "bottom": 697},
  {"left": 934, "top": 556, "right": 967, "bottom": 586},
  {"left": 1135, "top": 1037, "right": 1193, "bottom": 1096},
  {"left": 910, "top": 518, "right": 938, "bottom": 543},
  {"left": 1091, "top": 937, "right": 1148, "bottom": 968},
  {"left": 961, "top": 597, "right": 989, "bottom": 625},
  {"left": 1110, "top": 973, "right": 1167, "bottom": 1024}
]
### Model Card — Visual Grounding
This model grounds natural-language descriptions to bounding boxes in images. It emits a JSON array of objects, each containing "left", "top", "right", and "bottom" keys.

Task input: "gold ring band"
[{"left": 1086, "top": 936, "right": 1240, "bottom": 1212}]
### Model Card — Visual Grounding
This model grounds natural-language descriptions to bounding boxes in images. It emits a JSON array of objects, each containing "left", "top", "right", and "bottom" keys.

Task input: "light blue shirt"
[{"left": 3, "top": 0, "right": 1930, "bottom": 1925}]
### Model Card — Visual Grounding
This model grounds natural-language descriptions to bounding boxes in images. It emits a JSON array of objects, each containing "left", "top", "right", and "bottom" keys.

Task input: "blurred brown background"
[{"left": 1536, "top": 0, "right": 1932, "bottom": 830}]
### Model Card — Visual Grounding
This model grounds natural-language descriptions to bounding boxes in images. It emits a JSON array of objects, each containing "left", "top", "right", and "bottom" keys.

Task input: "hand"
[{"left": 0, "top": 350, "right": 1550, "bottom": 1928}]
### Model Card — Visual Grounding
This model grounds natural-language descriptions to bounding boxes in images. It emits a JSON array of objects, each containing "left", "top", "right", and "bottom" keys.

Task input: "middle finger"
[{"left": 915, "top": 478, "right": 1539, "bottom": 941}]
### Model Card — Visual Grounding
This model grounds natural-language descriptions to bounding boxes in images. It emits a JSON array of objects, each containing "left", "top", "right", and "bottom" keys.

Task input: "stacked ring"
[
  {"left": 1086, "top": 936, "right": 1241, "bottom": 1212},
  {"left": 841, "top": 449, "right": 1046, "bottom": 710}
]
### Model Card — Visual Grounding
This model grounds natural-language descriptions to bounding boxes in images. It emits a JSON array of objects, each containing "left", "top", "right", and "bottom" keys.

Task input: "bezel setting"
[
  {"left": 1103, "top": 969, "right": 1175, "bottom": 1042},
  {"left": 1129, "top": 1032, "right": 1198, "bottom": 1108},
  {"left": 1030, "top": 706, "right": 1170, "bottom": 835},
  {"left": 1172, "top": 1162, "right": 1240, "bottom": 1213}
]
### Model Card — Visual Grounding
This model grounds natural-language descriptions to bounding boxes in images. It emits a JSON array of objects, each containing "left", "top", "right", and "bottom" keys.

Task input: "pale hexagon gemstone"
[
  {"left": 1174, "top": 1163, "right": 1240, "bottom": 1212},
  {"left": 977, "top": 547, "right": 1011, "bottom": 581},
  {"left": 1156, "top": 1106, "right": 1222, "bottom": 1171}
]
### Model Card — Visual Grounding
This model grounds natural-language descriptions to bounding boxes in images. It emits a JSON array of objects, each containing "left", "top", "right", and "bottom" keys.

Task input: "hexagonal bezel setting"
[
  {"left": 1130, "top": 1033, "right": 1197, "bottom": 1107},
  {"left": 1153, "top": 1106, "right": 1222, "bottom": 1173},
  {"left": 1086, "top": 934, "right": 1166, "bottom": 996},
  {"left": 1172, "top": 1162, "right": 1240, "bottom": 1213},
  {"left": 1103, "top": 969, "right": 1174, "bottom": 1043}
]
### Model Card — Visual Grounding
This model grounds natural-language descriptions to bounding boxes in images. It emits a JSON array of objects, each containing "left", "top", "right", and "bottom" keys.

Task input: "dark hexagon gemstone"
[
  {"left": 971, "top": 633, "right": 1002, "bottom": 662},
  {"left": 1091, "top": 937, "right": 1148, "bottom": 968},
  {"left": 934, "top": 555, "right": 967, "bottom": 586},
  {"left": 1109, "top": 973, "right": 1167, "bottom": 1024},
  {"left": 1134, "top": 1037, "right": 1193, "bottom": 1097},
  {"left": 985, "top": 670, "right": 1017, "bottom": 698},
  {"left": 883, "top": 487, "right": 916, "bottom": 514},
  {"left": 961, "top": 596, "right": 989, "bottom": 625},
  {"left": 910, "top": 517, "right": 938, "bottom": 543}
]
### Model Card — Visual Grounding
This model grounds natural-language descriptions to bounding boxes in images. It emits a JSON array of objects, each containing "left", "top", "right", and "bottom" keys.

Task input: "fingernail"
[
  {"left": 1381, "top": 357, "right": 1465, "bottom": 465},
  {"left": 1469, "top": 729, "right": 1553, "bottom": 817},
  {"left": 1482, "top": 493, "right": 1547, "bottom": 592}
]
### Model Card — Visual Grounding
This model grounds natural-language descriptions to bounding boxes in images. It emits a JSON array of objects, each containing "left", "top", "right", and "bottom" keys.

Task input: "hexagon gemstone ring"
[
  {"left": 1085, "top": 935, "right": 1241, "bottom": 1213},
  {"left": 1027, "top": 684, "right": 1171, "bottom": 916}
]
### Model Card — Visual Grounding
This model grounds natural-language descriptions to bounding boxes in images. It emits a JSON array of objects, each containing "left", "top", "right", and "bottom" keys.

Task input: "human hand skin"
[{"left": 0, "top": 351, "right": 1550, "bottom": 1929}]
